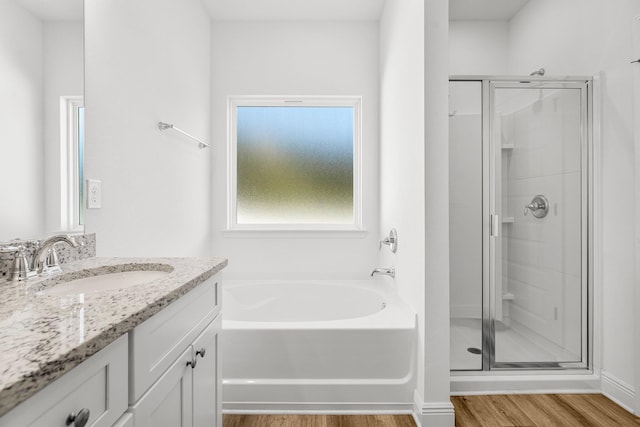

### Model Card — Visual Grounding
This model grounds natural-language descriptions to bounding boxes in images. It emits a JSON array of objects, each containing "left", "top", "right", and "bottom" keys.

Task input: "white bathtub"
[{"left": 222, "top": 279, "right": 416, "bottom": 413}]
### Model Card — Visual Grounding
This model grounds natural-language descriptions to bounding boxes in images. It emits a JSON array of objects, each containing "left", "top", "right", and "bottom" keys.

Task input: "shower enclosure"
[{"left": 449, "top": 77, "right": 592, "bottom": 371}]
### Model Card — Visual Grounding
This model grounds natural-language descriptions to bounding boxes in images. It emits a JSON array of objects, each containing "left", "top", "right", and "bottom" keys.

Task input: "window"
[
  {"left": 61, "top": 96, "right": 84, "bottom": 231},
  {"left": 228, "top": 97, "right": 362, "bottom": 231}
]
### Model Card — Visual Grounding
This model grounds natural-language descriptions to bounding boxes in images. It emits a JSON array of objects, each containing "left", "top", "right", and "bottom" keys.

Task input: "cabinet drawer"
[
  {"left": 1, "top": 335, "right": 128, "bottom": 427},
  {"left": 129, "top": 276, "right": 219, "bottom": 403}
]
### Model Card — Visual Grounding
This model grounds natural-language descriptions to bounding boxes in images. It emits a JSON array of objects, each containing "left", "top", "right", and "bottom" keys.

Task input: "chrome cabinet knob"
[
  {"left": 66, "top": 408, "right": 90, "bottom": 427},
  {"left": 195, "top": 348, "right": 206, "bottom": 358},
  {"left": 187, "top": 358, "right": 197, "bottom": 369}
]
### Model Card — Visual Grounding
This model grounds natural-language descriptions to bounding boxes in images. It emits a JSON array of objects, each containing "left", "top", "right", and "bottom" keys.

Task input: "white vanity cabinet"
[
  {"left": 129, "top": 276, "right": 221, "bottom": 427},
  {"left": 0, "top": 334, "right": 128, "bottom": 427},
  {"left": 0, "top": 273, "right": 222, "bottom": 427}
]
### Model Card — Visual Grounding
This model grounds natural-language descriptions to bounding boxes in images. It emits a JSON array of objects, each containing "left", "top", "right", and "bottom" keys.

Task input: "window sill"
[{"left": 220, "top": 229, "right": 368, "bottom": 239}]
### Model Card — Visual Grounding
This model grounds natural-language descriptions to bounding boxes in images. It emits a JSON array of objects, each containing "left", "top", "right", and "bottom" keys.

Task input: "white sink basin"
[{"left": 42, "top": 270, "right": 170, "bottom": 295}]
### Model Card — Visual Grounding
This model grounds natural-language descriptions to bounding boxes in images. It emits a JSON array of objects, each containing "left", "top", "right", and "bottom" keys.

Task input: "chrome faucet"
[
  {"left": 370, "top": 267, "right": 395, "bottom": 278},
  {"left": 0, "top": 244, "right": 36, "bottom": 282},
  {"left": 33, "top": 235, "right": 80, "bottom": 275}
]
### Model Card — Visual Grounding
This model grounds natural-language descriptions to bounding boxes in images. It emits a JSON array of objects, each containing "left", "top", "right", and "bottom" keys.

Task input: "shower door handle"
[{"left": 491, "top": 214, "right": 500, "bottom": 237}]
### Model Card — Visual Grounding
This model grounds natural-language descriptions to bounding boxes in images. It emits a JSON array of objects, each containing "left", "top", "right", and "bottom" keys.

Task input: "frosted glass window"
[{"left": 230, "top": 98, "right": 361, "bottom": 228}]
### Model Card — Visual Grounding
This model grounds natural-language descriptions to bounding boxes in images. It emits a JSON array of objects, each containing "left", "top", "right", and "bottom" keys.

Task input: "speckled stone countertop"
[{"left": 0, "top": 256, "right": 227, "bottom": 417}]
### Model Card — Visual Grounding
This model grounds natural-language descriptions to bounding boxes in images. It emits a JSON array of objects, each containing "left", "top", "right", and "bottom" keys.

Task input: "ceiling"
[
  {"left": 13, "top": 0, "right": 82, "bottom": 21},
  {"left": 11, "top": 0, "right": 528, "bottom": 23},
  {"left": 203, "top": 0, "right": 386, "bottom": 21},
  {"left": 10, "top": 0, "right": 529, "bottom": 24},
  {"left": 449, "top": 0, "right": 530, "bottom": 21}
]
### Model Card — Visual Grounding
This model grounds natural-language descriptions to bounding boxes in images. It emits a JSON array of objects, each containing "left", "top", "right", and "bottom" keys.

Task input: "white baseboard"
[
  {"left": 601, "top": 371, "right": 636, "bottom": 415},
  {"left": 412, "top": 392, "right": 455, "bottom": 427}
]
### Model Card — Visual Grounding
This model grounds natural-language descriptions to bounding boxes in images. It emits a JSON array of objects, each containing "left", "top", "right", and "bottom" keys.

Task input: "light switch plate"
[{"left": 87, "top": 179, "right": 102, "bottom": 209}]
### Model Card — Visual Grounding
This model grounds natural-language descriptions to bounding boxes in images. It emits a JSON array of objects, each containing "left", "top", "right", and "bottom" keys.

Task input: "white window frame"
[
  {"left": 60, "top": 96, "right": 84, "bottom": 232},
  {"left": 227, "top": 96, "right": 363, "bottom": 232}
]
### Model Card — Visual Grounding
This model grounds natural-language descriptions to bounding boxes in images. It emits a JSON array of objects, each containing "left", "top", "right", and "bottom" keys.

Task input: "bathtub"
[{"left": 221, "top": 279, "right": 416, "bottom": 413}]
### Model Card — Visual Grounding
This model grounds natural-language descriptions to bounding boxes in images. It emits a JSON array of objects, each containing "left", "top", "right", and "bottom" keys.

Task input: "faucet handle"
[
  {"left": 8, "top": 246, "right": 36, "bottom": 282},
  {"left": 379, "top": 228, "right": 398, "bottom": 253},
  {"left": 62, "top": 234, "right": 81, "bottom": 247},
  {"left": 41, "top": 247, "right": 62, "bottom": 275}
]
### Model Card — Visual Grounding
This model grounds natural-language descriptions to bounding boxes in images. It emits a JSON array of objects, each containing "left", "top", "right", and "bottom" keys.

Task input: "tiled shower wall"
[{"left": 499, "top": 88, "right": 583, "bottom": 358}]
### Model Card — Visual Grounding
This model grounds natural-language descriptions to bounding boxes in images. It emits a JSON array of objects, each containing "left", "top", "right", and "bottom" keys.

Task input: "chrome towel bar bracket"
[{"left": 158, "top": 122, "right": 210, "bottom": 149}]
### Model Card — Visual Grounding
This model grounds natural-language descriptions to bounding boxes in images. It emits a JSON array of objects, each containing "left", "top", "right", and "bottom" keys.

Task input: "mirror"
[{"left": 0, "top": 0, "right": 84, "bottom": 242}]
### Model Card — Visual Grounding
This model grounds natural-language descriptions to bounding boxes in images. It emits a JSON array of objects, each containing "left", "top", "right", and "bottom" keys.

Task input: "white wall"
[
  {"left": 633, "top": 14, "right": 640, "bottom": 416},
  {"left": 508, "top": 0, "right": 640, "bottom": 411},
  {"left": 449, "top": 21, "right": 508, "bottom": 76},
  {"left": 84, "top": 0, "right": 212, "bottom": 256},
  {"left": 380, "top": 0, "right": 425, "bottom": 398},
  {"left": 210, "top": 21, "right": 379, "bottom": 279},
  {"left": 0, "top": 1, "right": 44, "bottom": 240},
  {"left": 43, "top": 22, "right": 83, "bottom": 234},
  {"left": 381, "top": 0, "right": 453, "bottom": 424},
  {"left": 423, "top": 0, "right": 453, "bottom": 423}
]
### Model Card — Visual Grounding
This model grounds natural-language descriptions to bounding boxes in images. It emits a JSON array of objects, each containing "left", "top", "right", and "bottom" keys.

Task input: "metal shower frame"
[{"left": 450, "top": 75, "right": 594, "bottom": 372}]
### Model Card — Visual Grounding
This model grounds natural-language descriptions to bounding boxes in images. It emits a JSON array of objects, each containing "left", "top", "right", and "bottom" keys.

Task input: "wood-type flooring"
[
  {"left": 223, "top": 394, "right": 640, "bottom": 426},
  {"left": 451, "top": 393, "right": 640, "bottom": 426},
  {"left": 223, "top": 414, "right": 415, "bottom": 427}
]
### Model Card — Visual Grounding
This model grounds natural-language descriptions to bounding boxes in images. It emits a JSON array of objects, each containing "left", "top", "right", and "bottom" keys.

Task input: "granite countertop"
[{"left": 0, "top": 256, "right": 227, "bottom": 417}]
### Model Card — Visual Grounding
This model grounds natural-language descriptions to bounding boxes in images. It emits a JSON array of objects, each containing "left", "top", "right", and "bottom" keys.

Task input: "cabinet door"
[
  {"left": 131, "top": 347, "right": 193, "bottom": 427},
  {"left": 129, "top": 277, "right": 219, "bottom": 403},
  {"left": 192, "top": 315, "right": 222, "bottom": 427}
]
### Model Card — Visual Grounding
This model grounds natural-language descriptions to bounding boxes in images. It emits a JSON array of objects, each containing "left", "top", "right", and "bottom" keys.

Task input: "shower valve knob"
[
  {"left": 524, "top": 195, "right": 549, "bottom": 218},
  {"left": 379, "top": 229, "right": 398, "bottom": 253}
]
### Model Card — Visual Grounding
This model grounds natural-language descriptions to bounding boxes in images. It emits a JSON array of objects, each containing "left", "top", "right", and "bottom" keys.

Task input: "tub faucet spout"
[{"left": 370, "top": 267, "right": 395, "bottom": 278}]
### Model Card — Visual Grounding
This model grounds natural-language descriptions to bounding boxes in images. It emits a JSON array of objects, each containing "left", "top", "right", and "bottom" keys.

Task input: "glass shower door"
[{"left": 488, "top": 81, "right": 589, "bottom": 369}]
